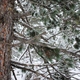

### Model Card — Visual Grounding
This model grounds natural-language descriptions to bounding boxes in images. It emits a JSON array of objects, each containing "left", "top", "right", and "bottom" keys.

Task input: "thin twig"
[
  {"left": 11, "top": 67, "right": 17, "bottom": 80},
  {"left": 46, "top": 66, "right": 54, "bottom": 80},
  {"left": 51, "top": 65, "right": 70, "bottom": 79},
  {"left": 18, "top": 46, "right": 29, "bottom": 61},
  {"left": 28, "top": 45, "right": 33, "bottom": 63}
]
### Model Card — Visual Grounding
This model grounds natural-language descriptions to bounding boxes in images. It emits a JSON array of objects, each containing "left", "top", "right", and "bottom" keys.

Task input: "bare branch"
[
  {"left": 18, "top": 21, "right": 32, "bottom": 29},
  {"left": 11, "top": 60, "right": 58, "bottom": 67},
  {"left": 11, "top": 61, "right": 52, "bottom": 80},
  {"left": 14, "top": 30, "right": 26, "bottom": 38}
]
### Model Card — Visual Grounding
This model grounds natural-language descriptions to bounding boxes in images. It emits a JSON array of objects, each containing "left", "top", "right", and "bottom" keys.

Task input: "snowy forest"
[{"left": 0, "top": 0, "right": 80, "bottom": 80}]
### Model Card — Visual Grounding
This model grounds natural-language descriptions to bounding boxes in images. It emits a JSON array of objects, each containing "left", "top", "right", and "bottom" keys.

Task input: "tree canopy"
[{"left": 11, "top": 0, "right": 80, "bottom": 80}]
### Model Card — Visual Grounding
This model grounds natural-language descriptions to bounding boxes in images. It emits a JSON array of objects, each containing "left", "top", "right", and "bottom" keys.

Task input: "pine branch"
[
  {"left": 14, "top": 12, "right": 31, "bottom": 21},
  {"left": 29, "top": 0, "right": 52, "bottom": 11},
  {"left": 13, "top": 32, "right": 46, "bottom": 44}
]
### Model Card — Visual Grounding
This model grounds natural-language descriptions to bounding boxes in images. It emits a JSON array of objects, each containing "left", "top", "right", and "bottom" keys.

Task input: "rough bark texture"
[{"left": 0, "top": 0, "right": 14, "bottom": 80}]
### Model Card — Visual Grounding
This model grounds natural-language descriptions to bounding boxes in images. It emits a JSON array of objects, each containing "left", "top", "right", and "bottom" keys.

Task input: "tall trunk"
[{"left": 0, "top": 0, "right": 14, "bottom": 80}]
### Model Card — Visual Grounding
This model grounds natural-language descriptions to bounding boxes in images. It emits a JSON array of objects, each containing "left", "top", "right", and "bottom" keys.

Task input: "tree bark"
[{"left": 0, "top": 0, "right": 14, "bottom": 80}]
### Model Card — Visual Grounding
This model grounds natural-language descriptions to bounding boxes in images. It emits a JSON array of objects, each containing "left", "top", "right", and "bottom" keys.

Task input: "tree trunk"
[{"left": 0, "top": 0, "right": 14, "bottom": 80}]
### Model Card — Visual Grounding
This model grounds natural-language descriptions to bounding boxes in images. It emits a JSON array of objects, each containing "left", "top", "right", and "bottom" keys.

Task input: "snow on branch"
[{"left": 11, "top": 60, "right": 58, "bottom": 67}]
